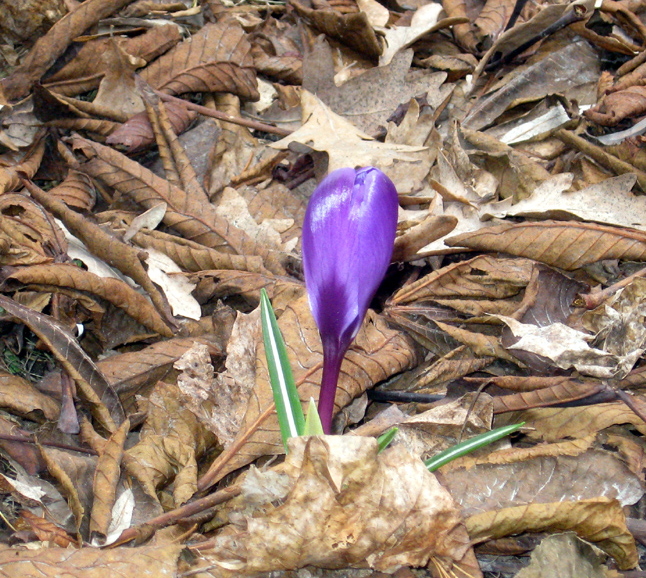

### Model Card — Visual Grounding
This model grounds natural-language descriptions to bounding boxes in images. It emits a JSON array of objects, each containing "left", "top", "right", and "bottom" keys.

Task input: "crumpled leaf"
[
  {"left": 126, "top": 381, "right": 217, "bottom": 506},
  {"left": 498, "top": 315, "right": 640, "bottom": 379},
  {"left": 200, "top": 435, "right": 475, "bottom": 574},
  {"left": 583, "top": 277, "right": 646, "bottom": 358},
  {"left": 483, "top": 173, "right": 646, "bottom": 231},
  {"left": 1, "top": 0, "right": 136, "bottom": 101},
  {"left": 271, "top": 90, "right": 426, "bottom": 173}
]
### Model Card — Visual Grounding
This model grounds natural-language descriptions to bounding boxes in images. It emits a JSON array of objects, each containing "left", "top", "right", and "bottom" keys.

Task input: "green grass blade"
[
  {"left": 260, "top": 288, "right": 305, "bottom": 449},
  {"left": 304, "top": 397, "right": 325, "bottom": 436},
  {"left": 424, "top": 422, "right": 524, "bottom": 472},
  {"left": 377, "top": 427, "right": 398, "bottom": 453}
]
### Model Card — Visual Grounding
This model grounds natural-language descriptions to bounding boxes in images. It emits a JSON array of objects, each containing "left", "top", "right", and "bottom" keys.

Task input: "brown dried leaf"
[
  {"left": 492, "top": 379, "right": 607, "bottom": 413},
  {"left": 38, "top": 447, "right": 95, "bottom": 533},
  {"left": 0, "top": 295, "right": 124, "bottom": 431},
  {"left": 497, "top": 403, "right": 646, "bottom": 441},
  {"left": 586, "top": 85, "right": 646, "bottom": 126},
  {"left": 466, "top": 498, "right": 638, "bottom": 570},
  {"left": 0, "top": 132, "right": 45, "bottom": 194},
  {"left": 126, "top": 382, "right": 216, "bottom": 506},
  {"left": 106, "top": 99, "right": 196, "bottom": 153},
  {"left": 201, "top": 436, "right": 474, "bottom": 574},
  {"left": 17, "top": 510, "right": 76, "bottom": 548},
  {"left": 43, "top": 25, "right": 182, "bottom": 94},
  {"left": 446, "top": 220, "right": 646, "bottom": 270},
  {"left": 392, "top": 255, "right": 533, "bottom": 305},
  {"left": 0, "top": 543, "right": 182, "bottom": 577},
  {"left": 71, "top": 136, "right": 286, "bottom": 275},
  {"left": 445, "top": 450, "right": 644, "bottom": 517},
  {"left": 139, "top": 21, "right": 258, "bottom": 99},
  {"left": 98, "top": 336, "right": 223, "bottom": 405},
  {"left": 290, "top": 0, "right": 382, "bottom": 58},
  {"left": 198, "top": 296, "right": 421, "bottom": 488},
  {"left": 90, "top": 418, "right": 129, "bottom": 542},
  {"left": 472, "top": 0, "right": 516, "bottom": 51},
  {"left": 131, "top": 228, "right": 268, "bottom": 274},
  {"left": 4, "top": 264, "right": 173, "bottom": 338},
  {"left": 0, "top": 371, "right": 59, "bottom": 422},
  {"left": 46, "top": 170, "right": 96, "bottom": 211},
  {"left": 1, "top": 0, "right": 136, "bottom": 101}
]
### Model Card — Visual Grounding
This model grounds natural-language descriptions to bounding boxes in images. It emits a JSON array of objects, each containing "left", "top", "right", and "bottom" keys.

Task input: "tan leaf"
[
  {"left": 0, "top": 371, "right": 60, "bottom": 422},
  {"left": 126, "top": 382, "right": 216, "bottom": 506},
  {"left": 16, "top": 510, "right": 76, "bottom": 548},
  {"left": 200, "top": 436, "right": 474, "bottom": 573},
  {"left": 0, "top": 543, "right": 182, "bottom": 578},
  {"left": 446, "top": 220, "right": 646, "bottom": 270},
  {"left": 271, "top": 90, "right": 426, "bottom": 172},
  {"left": 89, "top": 418, "right": 129, "bottom": 543},
  {"left": 289, "top": 0, "right": 382, "bottom": 57},
  {"left": 445, "top": 450, "right": 644, "bottom": 517},
  {"left": 496, "top": 403, "right": 646, "bottom": 442},
  {"left": 4, "top": 264, "right": 173, "bottom": 338},
  {"left": 198, "top": 296, "right": 421, "bottom": 489},
  {"left": 466, "top": 498, "right": 638, "bottom": 570}
]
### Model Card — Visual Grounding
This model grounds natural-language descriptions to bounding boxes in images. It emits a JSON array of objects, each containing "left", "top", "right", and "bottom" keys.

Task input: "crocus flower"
[{"left": 302, "top": 167, "right": 399, "bottom": 433}]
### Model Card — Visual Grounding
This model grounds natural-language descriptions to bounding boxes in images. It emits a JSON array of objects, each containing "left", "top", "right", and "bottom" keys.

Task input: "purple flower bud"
[{"left": 302, "top": 167, "right": 399, "bottom": 433}]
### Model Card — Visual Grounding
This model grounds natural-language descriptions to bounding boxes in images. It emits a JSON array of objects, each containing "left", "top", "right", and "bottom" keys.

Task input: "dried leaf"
[
  {"left": 201, "top": 436, "right": 474, "bottom": 573},
  {"left": 466, "top": 498, "right": 638, "bottom": 570},
  {"left": 1, "top": 0, "right": 137, "bottom": 101},
  {"left": 0, "top": 543, "right": 183, "bottom": 578},
  {"left": 0, "top": 295, "right": 124, "bottom": 431},
  {"left": 446, "top": 220, "right": 646, "bottom": 270},
  {"left": 0, "top": 371, "right": 59, "bottom": 422}
]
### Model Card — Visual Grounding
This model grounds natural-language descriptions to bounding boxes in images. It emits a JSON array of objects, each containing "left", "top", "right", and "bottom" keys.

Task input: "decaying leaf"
[{"left": 198, "top": 436, "right": 475, "bottom": 574}]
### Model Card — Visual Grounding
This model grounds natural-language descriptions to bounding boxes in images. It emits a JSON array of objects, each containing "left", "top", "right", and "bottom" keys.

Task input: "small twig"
[
  {"left": 153, "top": 90, "right": 292, "bottom": 137},
  {"left": 112, "top": 484, "right": 241, "bottom": 546},
  {"left": 580, "top": 265, "right": 646, "bottom": 309},
  {"left": 0, "top": 433, "right": 97, "bottom": 455}
]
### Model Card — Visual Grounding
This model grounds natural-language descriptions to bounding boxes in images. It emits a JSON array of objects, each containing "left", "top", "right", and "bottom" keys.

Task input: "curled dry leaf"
[
  {"left": 0, "top": 371, "right": 60, "bottom": 422},
  {"left": 466, "top": 497, "right": 638, "bottom": 570},
  {"left": 200, "top": 436, "right": 474, "bottom": 574},
  {"left": 0, "top": 295, "right": 124, "bottom": 431},
  {"left": 90, "top": 418, "right": 130, "bottom": 544},
  {"left": 126, "top": 382, "right": 217, "bottom": 506},
  {"left": 0, "top": 0, "right": 136, "bottom": 101},
  {"left": 289, "top": 0, "right": 382, "bottom": 58}
]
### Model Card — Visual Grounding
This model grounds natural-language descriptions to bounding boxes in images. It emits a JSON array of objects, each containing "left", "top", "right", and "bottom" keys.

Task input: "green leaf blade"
[
  {"left": 260, "top": 289, "right": 306, "bottom": 449},
  {"left": 424, "top": 422, "right": 524, "bottom": 472}
]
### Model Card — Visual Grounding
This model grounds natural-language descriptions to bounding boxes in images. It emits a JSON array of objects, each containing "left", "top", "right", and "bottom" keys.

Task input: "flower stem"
[{"left": 318, "top": 351, "right": 344, "bottom": 434}]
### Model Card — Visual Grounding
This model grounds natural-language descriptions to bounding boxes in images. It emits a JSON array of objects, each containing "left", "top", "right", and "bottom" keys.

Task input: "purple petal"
[{"left": 302, "top": 167, "right": 399, "bottom": 430}]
